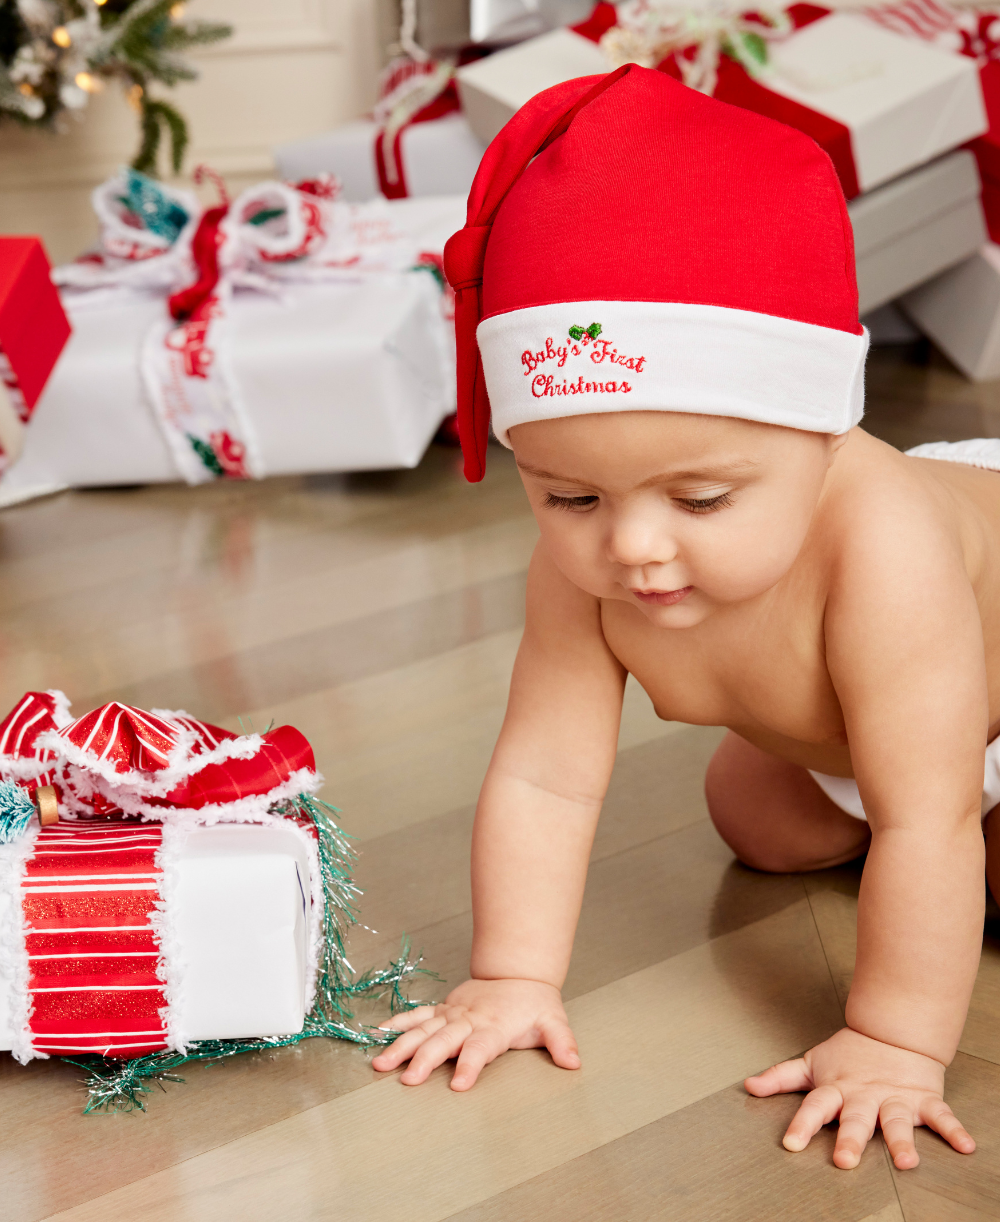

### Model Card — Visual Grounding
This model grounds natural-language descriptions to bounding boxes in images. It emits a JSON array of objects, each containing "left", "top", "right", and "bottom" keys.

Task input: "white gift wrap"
[
  {"left": 274, "top": 115, "right": 487, "bottom": 203},
  {"left": 762, "top": 14, "right": 987, "bottom": 193},
  {"left": 457, "top": 17, "right": 987, "bottom": 189},
  {"left": 457, "top": 28, "right": 608, "bottom": 145},
  {"left": 0, "top": 823, "right": 311, "bottom": 1052},
  {"left": 0, "top": 196, "right": 465, "bottom": 506},
  {"left": 903, "top": 242, "right": 1000, "bottom": 381},
  {"left": 849, "top": 149, "right": 987, "bottom": 315}
]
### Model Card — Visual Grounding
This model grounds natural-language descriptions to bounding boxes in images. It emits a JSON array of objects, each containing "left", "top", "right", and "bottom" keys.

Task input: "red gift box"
[{"left": 0, "top": 238, "right": 72, "bottom": 447}]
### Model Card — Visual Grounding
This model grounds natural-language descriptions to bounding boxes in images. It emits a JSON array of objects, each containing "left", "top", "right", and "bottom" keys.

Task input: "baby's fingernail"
[{"left": 782, "top": 1135, "right": 806, "bottom": 1152}]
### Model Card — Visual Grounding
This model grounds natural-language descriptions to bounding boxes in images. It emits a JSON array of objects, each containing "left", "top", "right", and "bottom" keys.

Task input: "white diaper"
[
  {"left": 810, "top": 738, "right": 1000, "bottom": 822},
  {"left": 810, "top": 438, "right": 1000, "bottom": 822}
]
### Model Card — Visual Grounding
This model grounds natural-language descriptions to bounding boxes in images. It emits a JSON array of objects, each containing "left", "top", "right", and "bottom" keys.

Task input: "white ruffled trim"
[
  {"left": 151, "top": 820, "right": 192, "bottom": 1054},
  {"left": 0, "top": 825, "right": 43, "bottom": 1064},
  {"left": 46, "top": 690, "right": 74, "bottom": 730}
]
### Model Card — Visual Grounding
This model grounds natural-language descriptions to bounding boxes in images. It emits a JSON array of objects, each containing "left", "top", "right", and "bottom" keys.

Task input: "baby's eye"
[
  {"left": 542, "top": 492, "right": 599, "bottom": 511},
  {"left": 675, "top": 492, "right": 734, "bottom": 514}
]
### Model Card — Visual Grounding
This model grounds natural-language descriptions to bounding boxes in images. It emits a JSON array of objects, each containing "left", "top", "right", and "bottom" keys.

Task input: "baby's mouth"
[{"left": 631, "top": 586, "right": 693, "bottom": 607}]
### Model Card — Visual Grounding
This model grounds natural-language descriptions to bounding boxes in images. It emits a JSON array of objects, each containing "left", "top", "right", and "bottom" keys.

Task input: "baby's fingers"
[
  {"left": 377, "top": 1005, "right": 438, "bottom": 1035},
  {"left": 746, "top": 1057, "right": 812, "bottom": 1098},
  {"left": 833, "top": 1098, "right": 878, "bottom": 1169},
  {"left": 880, "top": 1097, "right": 918, "bottom": 1170},
  {"left": 372, "top": 1014, "right": 446, "bottom": 1072},
  {"left": 400, "top": 1019, "right": 473, "bottom": 1086},
  {"left": 451, "top": 1027, "right": 509, "bottom": 1092},
  {"left": 920, "top": 1099, "right": 976, "bottom": 1156},
  {"left": 540, "top": 1016, "right": 581, "bottom": 1071},
  {"left": 783, "top": 1084, "right": 843, "bottom": 1153}
]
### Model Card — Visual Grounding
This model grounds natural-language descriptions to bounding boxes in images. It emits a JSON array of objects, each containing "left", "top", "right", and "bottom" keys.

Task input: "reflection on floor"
[{"left": 3, "top": 344, "right": 1000, "bottom": 1221}]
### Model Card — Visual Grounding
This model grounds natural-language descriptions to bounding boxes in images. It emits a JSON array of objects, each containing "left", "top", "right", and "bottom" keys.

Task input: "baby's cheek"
[
  {"left": 695, "top": 523, "right": 803, "bottom": 601},
  {"left": 539, "top": 522, "right": 617, "bottom": 597}
]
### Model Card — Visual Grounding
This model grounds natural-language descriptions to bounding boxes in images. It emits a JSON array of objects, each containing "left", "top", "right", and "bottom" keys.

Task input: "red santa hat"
[{"left": 443, "top": 65, "right": 868, "bottom": 482}]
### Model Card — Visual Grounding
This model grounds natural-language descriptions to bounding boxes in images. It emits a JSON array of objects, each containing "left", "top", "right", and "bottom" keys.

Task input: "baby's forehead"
[{"left": 513, "top": 407, "right": 804, "bottom": 457}]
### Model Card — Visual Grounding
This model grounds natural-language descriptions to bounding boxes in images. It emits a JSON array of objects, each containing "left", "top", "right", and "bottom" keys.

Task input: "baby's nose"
[{"left": 606, "top": 516, "right": 677, "bottom": 568}]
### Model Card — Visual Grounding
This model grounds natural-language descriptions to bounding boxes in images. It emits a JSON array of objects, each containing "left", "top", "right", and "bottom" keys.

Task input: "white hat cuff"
[{"left": 478, "top": 300, "right": 869, "bottom": 445}]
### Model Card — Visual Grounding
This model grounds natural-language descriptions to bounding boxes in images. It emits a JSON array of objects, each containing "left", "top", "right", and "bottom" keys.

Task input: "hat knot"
[{"left": 444, "top": 226, "right": 491, "bottom": 291}]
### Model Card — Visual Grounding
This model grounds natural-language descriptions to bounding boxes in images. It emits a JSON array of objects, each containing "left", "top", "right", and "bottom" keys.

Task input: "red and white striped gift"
[
  {"left": 0, "top": 690, "right": 324, "bottom": 1063},
  {"left": 22, "top": 820, "right": 168, "bottom": 1059}
]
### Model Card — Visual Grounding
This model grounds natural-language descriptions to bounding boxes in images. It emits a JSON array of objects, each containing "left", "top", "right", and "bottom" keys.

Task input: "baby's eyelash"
[
  {"left": 542, "top": 492, "right": 599, "bottom": 511},
  {"left": 675, "top": 492, "right": 734, "bottom": 514}
]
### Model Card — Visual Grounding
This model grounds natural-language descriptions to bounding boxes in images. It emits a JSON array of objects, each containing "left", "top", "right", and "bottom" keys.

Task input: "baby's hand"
[
  {"left": 746, "top": 1027, "right": 975, "bottom": 1170},
  {"left": 371, "top": 977, "right": 580, "bottom": 1091}
]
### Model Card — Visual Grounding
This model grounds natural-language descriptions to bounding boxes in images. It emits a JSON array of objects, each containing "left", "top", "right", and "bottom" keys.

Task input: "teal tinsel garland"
[
  {"left": 64, "top": 794, "right": 436, "bottom": 1113},
  {"left": 0, "top": 779, "right": 36, "bottom": 845}
]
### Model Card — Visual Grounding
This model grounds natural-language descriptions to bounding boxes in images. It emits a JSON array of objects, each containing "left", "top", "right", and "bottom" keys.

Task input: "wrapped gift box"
[
  {"left": 901, "top": 241, "right": 1000, "bottom": 380},
  {"left": 0, "top": 237, "right": 71, "bottom": 472},
  {"left": 0, "top": 821, "right": 311, "bottom": 1054},
  {"left": 0, "top": 195, "right": 466, "bottom": 507},
  {"left": 757, "top": 13, "right": 986, "bottom": 193},
  {"left": 849, "top": 149, "right": 986, "bottom": 314},
  {"left": 274, "top": 114, "right": 487, "bottom": 203},
  {"left": 456, "top": 16, "right": 987, "bottom": 192},
  {"left": 457, "top": 27, "right": 607, "bottom": 144}
]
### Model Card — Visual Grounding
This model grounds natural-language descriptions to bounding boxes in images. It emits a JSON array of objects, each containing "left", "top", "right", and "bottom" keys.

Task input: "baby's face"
[{"left": 510, "top": 410, "right": 844, "bottom": 629}]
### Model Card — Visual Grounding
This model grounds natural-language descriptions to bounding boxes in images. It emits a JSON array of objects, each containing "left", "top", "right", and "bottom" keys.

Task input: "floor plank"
[
  {"left": 43, "top": 904, "right": 844, "bottom": 1222},
  {"left": 449, "top": 1080, "right": 900, "bottom": 1222},
  {"left": 3, "top": 346, "right": 1000, "bottom": 1219}
]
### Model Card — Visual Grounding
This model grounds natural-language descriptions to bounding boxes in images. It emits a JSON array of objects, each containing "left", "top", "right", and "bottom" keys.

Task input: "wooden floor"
[{"left": 5, "top": 344, "right": 1000, "bottom": 1221}]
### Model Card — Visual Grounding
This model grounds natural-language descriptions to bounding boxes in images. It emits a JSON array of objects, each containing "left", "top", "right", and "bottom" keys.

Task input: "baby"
[{"left": 372, "top": 65, "right": 993, "bottom": 1172}]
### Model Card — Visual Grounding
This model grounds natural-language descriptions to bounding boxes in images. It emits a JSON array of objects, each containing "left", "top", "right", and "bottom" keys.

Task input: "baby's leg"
[{"left": 705, "top": 731, "right": 871, "bottom": 873}]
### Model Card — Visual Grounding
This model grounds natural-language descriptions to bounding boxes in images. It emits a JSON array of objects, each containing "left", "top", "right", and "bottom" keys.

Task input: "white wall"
[{"left": 0, "top": 0, "right": 388, "bottom": 264}]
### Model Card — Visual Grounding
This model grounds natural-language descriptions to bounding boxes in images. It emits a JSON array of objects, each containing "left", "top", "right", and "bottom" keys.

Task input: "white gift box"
[
  {"left": 457, "top": 28, "right": 608, "bottom": 145},
  {"left": 0, "top": 196, "right": 466, "bottom": 507},
  {"left": 902, "top": 241, "right": 1000, "bottom": 380},
  {"left": 456, "top": 17, "right": 987, "bottom": 190},
  {"left": 762, "top": 14, "right": 986, "bottom": 193},
  {"left": 274, "top": 114, "right": 487, "bottom": 203},
  {"left": 0, "top": 823, "right": 311, "bottom": 1051},
  {"left": 849, "top": 149, "right": 987, "bottom": 315}
]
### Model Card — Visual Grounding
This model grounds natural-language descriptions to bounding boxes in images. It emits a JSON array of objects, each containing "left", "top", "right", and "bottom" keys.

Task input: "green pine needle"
[{"left": 0, "top": 1, "right": 232, "bottom": 173}]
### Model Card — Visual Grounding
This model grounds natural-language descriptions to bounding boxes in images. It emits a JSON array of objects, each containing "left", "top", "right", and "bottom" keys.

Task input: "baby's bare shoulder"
[
  {"left": 821, "top": 433, "right": 988, "bottom": 664},
  {"left": 822, "top": 433, "right": 975, "bottom": 583}
]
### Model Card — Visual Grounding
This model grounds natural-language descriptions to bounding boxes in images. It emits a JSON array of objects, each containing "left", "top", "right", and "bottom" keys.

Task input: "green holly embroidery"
[
  {"left": 187, "top": 433, "right": 224, "bottom": 477},
  {"left": 568, "top": 322, "right": 602, "bottom": 342}
]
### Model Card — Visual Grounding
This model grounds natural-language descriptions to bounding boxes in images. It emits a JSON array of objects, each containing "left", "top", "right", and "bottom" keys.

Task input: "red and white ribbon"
[{"left": 55, "top": 167, "right": 451, "bottom": 484}]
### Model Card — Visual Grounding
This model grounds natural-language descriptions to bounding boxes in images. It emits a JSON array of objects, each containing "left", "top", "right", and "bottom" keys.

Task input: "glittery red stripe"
[
  {"left": 22, "top": 890, "right": 158, "bottom": 929},
  {"left": 31, "top": 971, "right": 162, "bottom": 990},
  {"left": 26, "top": 930, "right": 159, "bottom": 955},
  {"left": 25, "top": 849, "right": 159, "bottom": 875},
  {"left": 29, "top": 1016, "right": 166, "bottom": 1035},
  {"left": 34, "top": 1040, "right": 169, "bottom": 1058},
  {"left": 29, "top": 956, "right": 158, "bottom": 981},
  {"left": 30, "top": 989, "right": 166, "bottom": 1026}
]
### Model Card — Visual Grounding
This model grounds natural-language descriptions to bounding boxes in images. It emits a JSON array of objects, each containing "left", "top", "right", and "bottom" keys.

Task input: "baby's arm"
[
  {"left": 373, "top": 542, "right": 627, "bottom": 1088},
  {"left": 748, "top": 496, "right": 984, "bottom": 1168}
]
